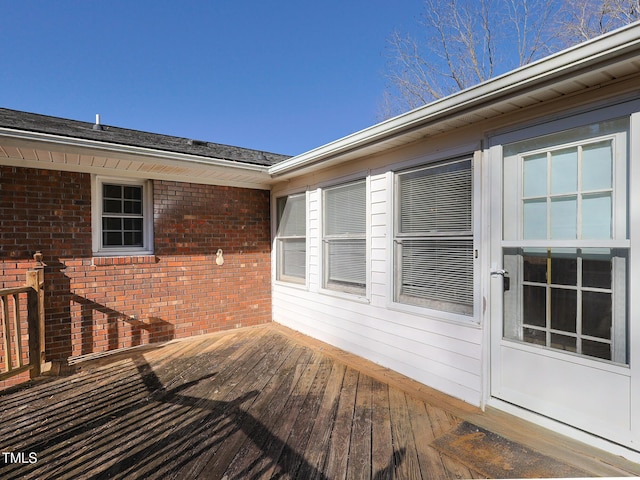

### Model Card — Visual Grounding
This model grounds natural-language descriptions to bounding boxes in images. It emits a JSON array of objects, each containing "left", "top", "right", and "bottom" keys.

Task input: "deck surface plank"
[
  {"left": 371, "top": 379, "right": 394, "bottom": 480},
  {"left": 324, "top": 366, "right": 359, "bottom": 480},
  {"left": 271, "top": 356, "right": 334, "bottom": 479},
  {"left": 153, "top": 332, "right": 295, "bottom": 479},
  {"left": 347, "top": 373, "right": 373, "bottom": 480},
  {"left": 218, "top": 345, "right": 314, "bottom": 480},
  {"left": 72, "top": 329, "right": 274, "bottom": 479},
  {"left": 189, "top": 337, "right": 301, "bottom": 479},
  {"left": 0, "top": 324, "right": 638, "bottom": 479},
  {"left": 253, "top": 350, "right": 325, "bottom": 479},
  {"left": 388, "top": 387, "right": 424, "bottom": 479},
  {"left": 297, "top": 361, "right": 346, "bottom": 479},
  {"left": 405, "top": 394, "right": 451, "bottom": 480}
]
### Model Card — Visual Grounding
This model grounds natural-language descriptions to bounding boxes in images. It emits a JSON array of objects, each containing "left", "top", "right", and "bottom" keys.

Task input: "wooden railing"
[{"left": 0, "top": 258, "right": 45, "bottom": 381}]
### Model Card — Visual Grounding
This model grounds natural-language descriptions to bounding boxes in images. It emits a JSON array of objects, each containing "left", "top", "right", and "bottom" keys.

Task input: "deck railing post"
[{"left": 26, "top": 251, "right": 45, "bottom": 378}]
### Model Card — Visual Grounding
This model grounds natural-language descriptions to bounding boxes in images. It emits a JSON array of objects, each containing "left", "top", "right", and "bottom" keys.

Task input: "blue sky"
[{"left": 1, "top": 1, "right": 423, "bottom": 156}]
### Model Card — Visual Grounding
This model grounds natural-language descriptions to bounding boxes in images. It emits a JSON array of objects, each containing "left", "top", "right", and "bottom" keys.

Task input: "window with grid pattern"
[
  {"left": 502, "top": 119, "right": 628, "bottom": 364},
  {"left": 93, "top": 177, "right": 153, "bottom": 255}
]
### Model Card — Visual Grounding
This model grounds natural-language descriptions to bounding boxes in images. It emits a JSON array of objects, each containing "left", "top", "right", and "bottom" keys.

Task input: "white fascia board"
[
  {"left": 0, "top": 127, "right": 270, "bottom": 174},
  {"left": 269, "top": 21, "right": 640, "bottom": 177}
]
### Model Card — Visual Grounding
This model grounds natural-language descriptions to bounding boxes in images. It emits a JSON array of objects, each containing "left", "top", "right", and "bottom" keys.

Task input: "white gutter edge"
[
  {"left": 0, "top": 127, "right": 271, "bottom": 173},
  {"left": 269, "top": 21, "right": 640, "bottom": 177}
]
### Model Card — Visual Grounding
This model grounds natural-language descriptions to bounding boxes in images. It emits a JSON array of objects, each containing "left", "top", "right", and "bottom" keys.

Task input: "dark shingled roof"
[{"left": 0, "top": 108, "right": 291, "bottom": 167}]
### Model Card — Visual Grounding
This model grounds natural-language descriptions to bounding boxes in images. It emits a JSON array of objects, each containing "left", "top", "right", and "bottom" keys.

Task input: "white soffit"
[{"left": 0, "top": 130, "right": 273, "bottom": 190}]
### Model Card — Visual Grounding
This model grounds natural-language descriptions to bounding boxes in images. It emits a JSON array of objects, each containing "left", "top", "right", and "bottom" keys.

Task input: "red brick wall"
[{"left": 0, "top": 166, "right": 272, "bottom": 387}]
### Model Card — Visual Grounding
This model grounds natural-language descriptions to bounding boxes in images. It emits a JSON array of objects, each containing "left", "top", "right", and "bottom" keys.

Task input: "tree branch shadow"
[{"left": 1, "top": 351, "right": 406, "bottom": 479}]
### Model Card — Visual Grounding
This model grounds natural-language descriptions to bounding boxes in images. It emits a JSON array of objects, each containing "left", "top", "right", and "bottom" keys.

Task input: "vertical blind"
[
  {"left": 324, "top": 180, "right": 366, "bottom": 290},
  {"left": 397, "top": 159, "right": 473, "bottom": 314}
]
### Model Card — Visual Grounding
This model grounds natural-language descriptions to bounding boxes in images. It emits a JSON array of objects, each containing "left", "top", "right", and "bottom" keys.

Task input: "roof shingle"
[{"left": 0, "top": 108, "right": 290, "bottom": 167}]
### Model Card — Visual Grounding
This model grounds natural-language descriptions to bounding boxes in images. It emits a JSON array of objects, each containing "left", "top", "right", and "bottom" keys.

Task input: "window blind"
[
  {"left": 323, "top": 180, "right": 366, "bottom": 291},
  {"left": 399, "top": 159, "right": 472, "bottom": 234},
  {"left": 327, "top": 239, "right": 366, "bottom": 286},
  {"left": 280, "top": 238, "right": 306, "bottom": 279},
  {"left": 400, "top": 239, "right": 474, "bottom": 313},
  {"left": 324, "top": 181, "right": 366, "bottom": 236},
  {"left": 396, "top": 159, "right": 473, "bottom": 315}
]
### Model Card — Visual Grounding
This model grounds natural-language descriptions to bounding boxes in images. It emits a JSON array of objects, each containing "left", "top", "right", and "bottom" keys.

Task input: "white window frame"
[
  {"left": 322, "top": 179, "right": 367, "bottom": 295},
  {"left": 393, "top": 157, "right": 475, "bottom": 316},
  {"left": 92, "top": 176, "right": 154, "bottom": 256},
  {"left": 275, "top": 192, "right": 307, "bottom": 285}
]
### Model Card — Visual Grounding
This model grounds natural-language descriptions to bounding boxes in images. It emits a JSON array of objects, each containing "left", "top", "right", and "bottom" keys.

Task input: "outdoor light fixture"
[{"left": 216, "top": 249, "right": 224, "bottom": 266}]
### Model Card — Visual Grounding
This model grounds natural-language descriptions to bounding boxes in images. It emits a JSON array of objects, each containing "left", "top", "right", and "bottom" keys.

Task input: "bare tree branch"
[{"left": 381, "top": 0, "right": 639, "bottom": 118}]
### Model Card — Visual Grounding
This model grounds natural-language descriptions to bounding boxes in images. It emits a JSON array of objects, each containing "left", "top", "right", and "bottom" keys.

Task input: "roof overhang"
[
  {"left": 268, "top": 22, "right": 640, "bottom": 179},
  {"left": 0, "top": 127, "right": 273, "bottom": 190}
]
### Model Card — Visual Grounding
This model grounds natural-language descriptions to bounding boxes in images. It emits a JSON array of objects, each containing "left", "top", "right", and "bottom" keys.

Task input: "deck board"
[
  {"left": 347, "top": 373, "right": 373, "bottom": 480},
  {"left": 371, "top": 379, "right": 394, "bottom": 480},
  {"left": 388, "top": 387, "right": 424, "bottom": 479},
  {"left": 324, "top": 366, "right": 359, "bottom": 480},
  {"left": 0, "top": 323, "right": 638, "bottom": 479},
  {"left": 298, "top": 361, "right": 346, "bottom": 479}
]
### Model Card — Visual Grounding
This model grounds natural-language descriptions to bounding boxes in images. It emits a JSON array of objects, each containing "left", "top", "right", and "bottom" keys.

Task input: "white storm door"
[{"left": 489, "top": 118, "right": 633, "bottom": 445}]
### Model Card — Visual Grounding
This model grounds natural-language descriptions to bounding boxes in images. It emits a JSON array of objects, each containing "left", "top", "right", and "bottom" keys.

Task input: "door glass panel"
[
  {"left": 523, "top": 199, "right": 547, "bottom": 239},
  {"left": 550, "top": 255, "right": 576, "bottom": 285},
  {"left": 523, "top": 327, "right": 545, "bottom": 346},
  {"left": 583, "top": 256, "right": 611, "bottom": 289},
  {"left": 582, "top": 340, "right": 611, "bottom": 361},
  {"left": 582, "top": 141, "right": 612, "bottom": 191},
  {"left": 550, "top": 289, "right": 577, "bottom": 333},
  {"left": 582, "top": 193, "right": 612, "bottom": 239},
  {"left": 523, "top": 285, "right": 546, "bottom": 327},
  {"left": 503, "top": 248, "right": 624, "bottom": 363},
  {"left": 551, "top": 333, "right": 577, "bottom": 353},
  {"left": 523, "top": 153, "right": 547, "bottom": 197},
  {"left": 551, "top": 197, "right": 577, "bottom": 239},
  {"left": 582, "top": 291, "right": 612, "bottom": 339},
  {"left": 523, "top": 254, "right": 546, "bottom": 283},
  {"left": 551, "top": 148, "right": 578, "bottom": 194}
]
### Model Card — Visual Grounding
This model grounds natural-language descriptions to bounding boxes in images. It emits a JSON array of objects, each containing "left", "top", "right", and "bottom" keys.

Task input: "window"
[
  {"left": 395, "top": 158, "right": 474, "bottom": 315},
  {"left": 502, "top": 119, "right": 628, "bottom": 363},
  {"left": 323, "top": 180, "right": 366, "bottom": 294},
  {"left": 92, "top": 177, "right": 153, "bottom": 255},
  {"left": 275, "top": 193, "right": 306, "bottom": 283}
]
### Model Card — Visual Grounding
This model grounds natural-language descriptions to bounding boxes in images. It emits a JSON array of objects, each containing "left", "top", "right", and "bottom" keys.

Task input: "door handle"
[{"left": 490, "top": 269, "right": 510, "bottom": 291}]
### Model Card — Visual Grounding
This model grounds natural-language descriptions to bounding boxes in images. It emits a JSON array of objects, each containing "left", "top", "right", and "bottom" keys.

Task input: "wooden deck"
[{"left": 1, "top": 324, "right": 639, "bottom": 479}]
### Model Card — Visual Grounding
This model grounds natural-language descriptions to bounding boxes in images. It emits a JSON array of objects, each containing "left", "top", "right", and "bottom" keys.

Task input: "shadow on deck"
[{"left": 0, "top": 324, "right": 638, "bottom": 479}]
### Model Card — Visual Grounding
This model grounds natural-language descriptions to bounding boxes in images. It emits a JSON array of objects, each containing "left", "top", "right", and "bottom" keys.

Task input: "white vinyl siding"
[
  {"left": 323, "top": 180, "right": 366, "bottom": 293},
  {"left": 276, "top": 193, "right": 306, "bottom": 284},
  {"left": 370, "top": 173, "right": 389, "bottom": 306},
  {"left": 395, "top": 158, "right": 474, "bottom": 315}
]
